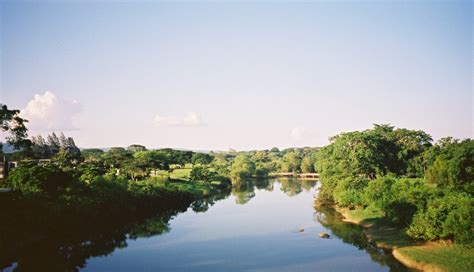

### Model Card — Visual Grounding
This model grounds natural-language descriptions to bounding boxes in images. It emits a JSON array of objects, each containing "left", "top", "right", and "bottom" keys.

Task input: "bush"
[
  {"left": 190, "top": 166, "right": 215, "bottom": 182},
  {"left": 407, "top": 191, "right": 474, "bottom": 245},
  {"left": 255, "top": 166, "right": 269, "bottom": 178},
  {"left": 8, "top": 163, "right": 74, "bottom": 198},
  {"left": 333, "top": 176, "right": 368, "bottom": 208},
  {"left": 362, "top": 176, "right": 395, "bottom": 210},
  {"left": 385, "top": 201, "right": 418, "bottom": 226}
]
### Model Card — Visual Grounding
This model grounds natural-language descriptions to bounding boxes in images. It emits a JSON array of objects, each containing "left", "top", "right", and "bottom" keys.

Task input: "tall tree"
[
  {"left": 0, "top": 104, "right": 30, "bottom": 150},
  {"left": 47, "top": 132, "right": 61, "bottom": 156}
]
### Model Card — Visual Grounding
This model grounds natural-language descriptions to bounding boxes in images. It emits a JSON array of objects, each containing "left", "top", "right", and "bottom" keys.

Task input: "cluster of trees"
[
  {"left": 1, "top": 105, "right": 232, "bottom": 216},
  {"left": 316, "top": 124, "right": 473, "bottom": 245},
  {"left": 29, "top": 132, "right": 81, "bottom": 159},
  {"left": 7, "top": 144, "right": 231, "bottom": 201},
  {"left": 207, "top": 147, "right": 319, "bottom": 186}
]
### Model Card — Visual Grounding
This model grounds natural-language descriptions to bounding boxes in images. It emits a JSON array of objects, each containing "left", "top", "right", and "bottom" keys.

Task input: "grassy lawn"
[
  {"left": 344, "top": 207, "right": 384, "bottom": 225},
  {"left": 154, "top": 168, "right": 192, "bottom": 181},
  {"left": 170, "top": 168, "right": 192, "bottom": 181},
  {"left": 339, "top": 207, "right": 474, "bottom": 271},
  {"left": 396, "top": 243, "right": 474, "bottom": 272}
]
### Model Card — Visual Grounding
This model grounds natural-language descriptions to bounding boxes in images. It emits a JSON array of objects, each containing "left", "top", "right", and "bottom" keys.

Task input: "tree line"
[
  {"left": 316, "top": 124, "right": 473, "bottom": 246},
  {"left": 2, "top": 103, "right": 472, "bottom": 246}
]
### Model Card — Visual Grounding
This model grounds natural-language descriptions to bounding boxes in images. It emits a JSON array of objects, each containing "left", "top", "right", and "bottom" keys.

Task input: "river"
[{"left": 3, "top": 178, "right": 409, "bottom": 271}]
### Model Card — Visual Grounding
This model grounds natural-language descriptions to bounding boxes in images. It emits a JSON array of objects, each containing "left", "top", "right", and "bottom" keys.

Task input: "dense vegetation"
[
  {"left": 316, "top": 124, "right": 473, "bottom": 246},
  {"left": 0, "top": 103, "right": 319, "bottom": 217},
  {"left": 1, "top": 104, "right": 472, "bottom": 270}
]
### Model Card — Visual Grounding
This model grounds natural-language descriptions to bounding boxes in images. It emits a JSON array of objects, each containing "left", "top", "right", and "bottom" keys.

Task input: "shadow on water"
[
  {"left": 2, "top": 179, "right": 409, "bottom": 271},
  {"left": 1, "top": 203, "right": 186, "bottom": 271},
  {"left": 314, "top": 205, "right": 410, "bottom": 272},
  {"left": 0, "top": 191, "right": 230, "bottom": 272},
  {"left": 231, "top": 177, "right": 317, "bottom": 204}
]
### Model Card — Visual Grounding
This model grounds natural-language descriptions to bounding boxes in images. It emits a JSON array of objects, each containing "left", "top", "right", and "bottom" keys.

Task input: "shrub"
[
  {"left": 333, "top": 176, "right": 368, "bottom": 208},
  {"left": 8, "top": 163, "right": 73, "bottom": 198},
  {"left": 407, "top": 191, "right": 474, "bottom": 245},
  {"left": 362, "top": 176, "right": 395, "bottom": 210}
]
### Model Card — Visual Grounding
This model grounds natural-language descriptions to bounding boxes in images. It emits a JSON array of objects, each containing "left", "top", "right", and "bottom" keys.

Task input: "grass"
[
  {"left": 169, "top": 168, "right": 192, "bottom": 181},
  {"left": 344, "top": 207, "right": 384, "bottom": 224},
  {"left": 396, "top": 243, "right": 474, "bottom": 272},
  {"left": 338, "top": 206, "right": 474, "bottom": 271},
  {"left": 154, "top": 168, "right": 192, "bottom": 181}
]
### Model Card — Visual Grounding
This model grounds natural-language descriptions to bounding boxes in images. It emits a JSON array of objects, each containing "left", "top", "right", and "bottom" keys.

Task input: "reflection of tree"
[
  {"left": 254, "top": 179, "right": 274, "bottom": 191},
  {"left": 128, "top": 216, "right": 170, "bottom": 239},
  {"left": 232, "top": 181, "right": 256, "bottom": 205},
  {"left": 0, "top": 191, "right": 231, "bottom": 272},
  {"left": 191, "top": 190, "right": 231, "bottom": 212},
  {"left": 314, "top": 206, "right": 408, "bottom": 271},
  {"left": 230, "top": 178, "right": 316, "bottom": 204},
  {"left": 279, "top": 178, "right": 303, "bottom": 196},
  {"left": 301, "top": 180, "right": 317, "bottom": 191},
  {"left": 1, "top": 179, "right": 322, "bottom": 271}
]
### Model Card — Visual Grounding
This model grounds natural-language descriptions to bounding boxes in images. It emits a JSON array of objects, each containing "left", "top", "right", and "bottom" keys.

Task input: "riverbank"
[
  {"left": 335, "top": 206, "right": 474, "bottom": 272},
  {"left": 268, "top": 172, "right": 319, "bottom": 179}
]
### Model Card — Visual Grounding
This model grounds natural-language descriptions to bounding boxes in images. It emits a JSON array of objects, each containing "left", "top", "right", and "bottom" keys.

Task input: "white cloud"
[
  {"left": 290, "top": 126, "right": 306, "bottom": 141},
  {"left": 154, "top": 112, "right": 205, "bottom": 127},
  {"left": 21, "top": 91, "right": 82, "bottom": 131}
]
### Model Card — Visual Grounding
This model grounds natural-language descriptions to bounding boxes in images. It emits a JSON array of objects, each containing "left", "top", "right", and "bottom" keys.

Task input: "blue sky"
[{"left": 1, "top": 1, "right": 472, "bottom": 150}]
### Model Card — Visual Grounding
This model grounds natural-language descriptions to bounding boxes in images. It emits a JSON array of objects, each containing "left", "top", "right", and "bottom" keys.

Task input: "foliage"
[
  {"left": 425, "top": 139, "right": 474, "bottom": 193},
  {"left": 316, "top": 124, "right": 473, "bottom": 245},
  {"left": 81, "top": 148, "right": 104, "bottom": 160},
  {"left": 190, "top": 165, "right": 215, "bottom": 182},
  {"left": 334, "top": 176, "right": 368, "bottom": 208},
  {"left": 280, "top": 152, "right": 301, "bottom": 173},
  {"left": 7, "top": 163, "right": 75, "bottom": 198},
  {"left": 127, "top": 144, "right": 147, "bottom": 153},
  {"left": 230, "top": 154, "right": 256, "bottom": 184},
  {"left": 407, "top": 191, "right": 473, "bottom": 244},
  {"left": 191, "top": 152, "right": 213, "bottom": 165},
  {"left": 0, "top": 104, "right": 30, "bottom": 150},
  {"left": 300, "top": 155, "right": 315, "bottom": 173}
]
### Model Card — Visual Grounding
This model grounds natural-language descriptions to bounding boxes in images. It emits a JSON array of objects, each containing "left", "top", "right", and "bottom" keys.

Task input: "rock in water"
[
  {"left": 296, "top": 228, "right": 304, "bottom": 233},
  {"left": 319, "top": 232, "right": 330, "bottom": 238}
]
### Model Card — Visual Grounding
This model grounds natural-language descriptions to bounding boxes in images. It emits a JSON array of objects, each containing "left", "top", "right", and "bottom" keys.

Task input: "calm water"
[
  {"left": 3, "top": 178, "right": 408, "bottom": 271},
  {"left": 83, "top": 179, "right": 406, "bottom": 271}
]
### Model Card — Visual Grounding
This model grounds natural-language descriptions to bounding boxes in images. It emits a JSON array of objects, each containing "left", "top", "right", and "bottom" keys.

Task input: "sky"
[{"left": 1, "top": 1, "right": 472, "bottom": 150}]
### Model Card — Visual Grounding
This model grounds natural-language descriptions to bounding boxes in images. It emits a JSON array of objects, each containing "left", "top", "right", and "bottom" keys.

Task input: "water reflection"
[
  {"left": 1, "top": 202, "right": 190, "bottom": 272},
  {"left": 2, "top": 179, "right": 409, "bottom": 272},
  {"left": 231, "top": 178, "right": 316, "bottom": 204},
  {"left": 313, "top": 206, "right": 409, "bottom": 271}
]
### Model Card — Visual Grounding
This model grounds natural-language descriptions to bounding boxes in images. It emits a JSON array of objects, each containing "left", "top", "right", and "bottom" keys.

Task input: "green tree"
[
  {"left": 78, "top": 160, "right": 107, "bottom": 184},
  {"left": 8, "top": 163, "right": 74, "bottom": 198},
  {"left": 81, "top": 148, "right": 104, "bottom": 160},
  {"left": 191, "top": 153, "right": 213, "bottom": 165},
  {"left": 425, "top": 139, "right": 474, "bottom": 193},
  {"left": 47, "top": 132, "right": 61, "bottom": 156},
  {"left": 30, "top": 135, "right": 49, "bottom": 158},
  {"left": 280, "top": 152, "right": 301, "bottom": 173},
  {"left": 0, "top": 104, "right": 30, "bottom": 150},
  {"left": 300, "top": 156, "right": 315, "bottom": 173},
  {"left": 127, "top": 144, "right": 147, "bottom": 153},
  {"left": 102, "top": 147, "right": 132, "bottom": 169},
  {"left": 230, "top": 155, "right": 255, "bottom": 184},
  {"left": 190, "top": 165, "right": 216, "bottom": 182}
]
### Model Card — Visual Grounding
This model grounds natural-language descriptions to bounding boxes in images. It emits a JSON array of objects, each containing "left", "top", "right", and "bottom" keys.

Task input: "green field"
[{"left": 154, "top": 168, "right": 192, "bottom": 181}]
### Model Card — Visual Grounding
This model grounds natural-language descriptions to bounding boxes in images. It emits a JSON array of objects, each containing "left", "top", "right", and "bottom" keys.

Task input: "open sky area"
[{"left": 1, "top": 1, "right": 472, "bottom": 150}]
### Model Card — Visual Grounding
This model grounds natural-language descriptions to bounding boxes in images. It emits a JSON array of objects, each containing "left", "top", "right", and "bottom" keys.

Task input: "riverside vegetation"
[
  {"left": 315, "top": 124, "right": 473, "bottom": 271},
  {"left": 1, "top": 104, "right": 473, "bottom": 271}
]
